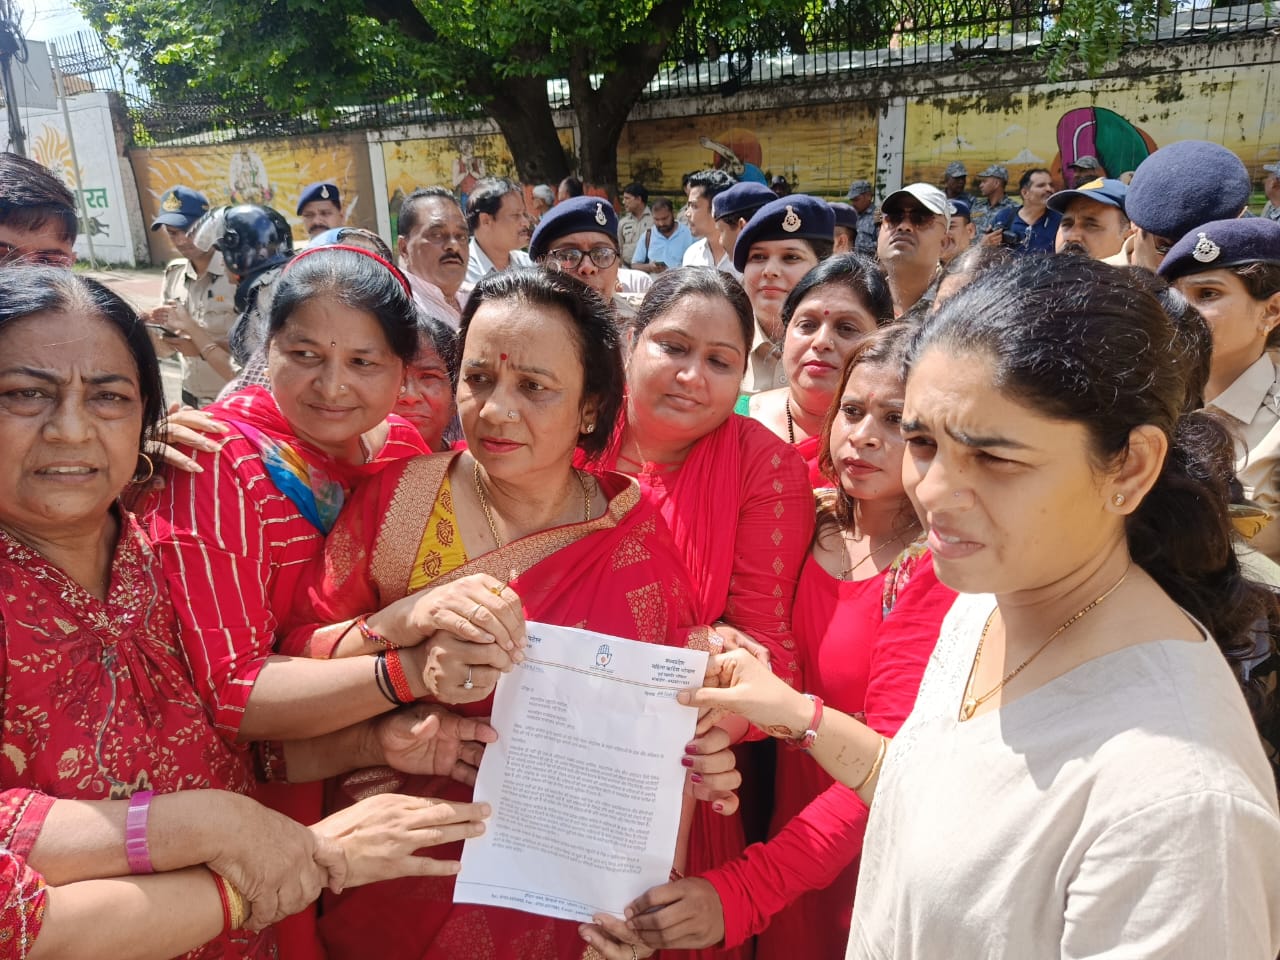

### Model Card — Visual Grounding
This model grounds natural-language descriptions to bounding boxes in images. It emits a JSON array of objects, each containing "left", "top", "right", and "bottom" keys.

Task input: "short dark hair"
[
  {"left": 466, "top": 178, "right": 522, "bottom": 231},
  {"left": 1018, "top": 168, "right": 1051, "bottom": 192},
  {"left": 908, "top": 256, "right": 1277, "bottom": 707},
  {"left": 622, "top": 182, "right": 648, "bottom": 203},
  {"left": 458, "top": 268, "right": 623, "bottom": 458},
  {"left": 686, "top": 169, "right": 737, "bottom": 202},
  {"left": 630, "top": 267, "right": 754, "bottom": 372},
  {"left": 651, "top": 197, "right": 674, "bottom": 214},
  {"left": 0, "top": 265, "right": 163, "bottom": 462},
  {"left": 398, "top": 187, "right": 460, "bottom": 240},
  {"left": 269, "top": 247, "right": 419, "bottom": 363},
  {"left": 558, "top": 176, "right": 584, "bottom": 198},
  {"left": 0, "top": 153, "right": 77, "bottom": 242},
  {"left": 781, "top": 254, "right": 893, "bottom": 331}
]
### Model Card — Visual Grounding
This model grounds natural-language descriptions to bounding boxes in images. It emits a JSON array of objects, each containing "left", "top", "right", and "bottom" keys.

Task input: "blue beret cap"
[
  {"left": 1157, "top": 217, "right": 1280, "bottom": 282},
  {"left": 829, "top": 202, "right": 859, "bottom": 231},
  {"left": 732, "top": 195, "right": 836, "bottom": 272},
  {"left": 529, "top": 196, "right": 618, "bottom": 261},
  {"left": 714, "top": 181, "right": 776, "bottom": 222},
  {"left": 1047, "top": 178, "right": 1128, "bottom": 214},
  {"left": 151, "top": 186, "right": 210, "bottom": 231},
  {"left": 296, "top": 181, "right": 341, "bottom": 215},
  {"left": 948, "top": 198, "right": 972, "bottom": 220},
  {"left": 1126, "top": 141, "right": 1250, "bottom": 240}
]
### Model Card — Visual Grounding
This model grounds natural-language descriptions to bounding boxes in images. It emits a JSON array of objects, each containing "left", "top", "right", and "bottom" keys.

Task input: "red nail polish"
[
  {"left": 684, "top": 743, "right": 699, "bottom": 755},
  {"left": 680, "top": 756, "right": 694, "bottom": 768},
  {"left": 690, "top": 773, "right": 703, "bottom": 783},
  {"left": 713, "top": 801, "right": 724, "bottom": 813}
]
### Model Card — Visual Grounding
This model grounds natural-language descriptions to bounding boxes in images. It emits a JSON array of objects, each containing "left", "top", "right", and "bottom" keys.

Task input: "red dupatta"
[{"left": 292, "top": 452, "right": 714, "bottom": 960}]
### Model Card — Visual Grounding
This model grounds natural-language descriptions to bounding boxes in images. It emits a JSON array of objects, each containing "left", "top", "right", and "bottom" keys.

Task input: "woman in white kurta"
[{"left": 621, "top": 256, "right": 1280, "bottom": 959}]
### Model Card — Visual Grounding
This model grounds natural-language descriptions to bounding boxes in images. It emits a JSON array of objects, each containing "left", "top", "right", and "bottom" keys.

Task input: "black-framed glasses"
[
  {"left": 881, "top": 208, "right": 937, "bottom": 228},
  {"left": 546, "top": 245, "right": 619, "bottom": 269}
]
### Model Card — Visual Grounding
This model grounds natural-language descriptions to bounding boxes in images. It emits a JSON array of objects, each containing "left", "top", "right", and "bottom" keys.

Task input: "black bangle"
[{"left": 374, "top": 652, "right": 401, "bottom": 706}]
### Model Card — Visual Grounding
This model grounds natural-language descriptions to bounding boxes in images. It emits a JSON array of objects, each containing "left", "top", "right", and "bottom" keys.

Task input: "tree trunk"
[{"left": 479, "top": 78, "right": 571, "bottom": 186}]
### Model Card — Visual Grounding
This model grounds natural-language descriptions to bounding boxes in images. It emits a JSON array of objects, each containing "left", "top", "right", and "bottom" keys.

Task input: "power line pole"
[{"left": 0, "top": 0, "right": 27, "bottom": 155}]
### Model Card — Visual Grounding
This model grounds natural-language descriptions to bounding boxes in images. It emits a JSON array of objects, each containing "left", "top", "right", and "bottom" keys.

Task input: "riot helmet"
[{"left": 215, "top": 204, "right": 294, "bottom": 275}]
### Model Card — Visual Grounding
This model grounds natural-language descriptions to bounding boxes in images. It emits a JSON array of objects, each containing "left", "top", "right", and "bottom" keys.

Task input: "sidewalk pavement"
[{"left": 82, "top": 264, "right": 168, "bottom": 312}]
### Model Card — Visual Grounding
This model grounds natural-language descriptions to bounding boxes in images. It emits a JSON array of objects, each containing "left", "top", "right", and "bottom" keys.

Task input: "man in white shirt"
[
  {"left": 464, "top": 177, "right": 533, "bottom": 286},
  {"left": 681, "top": 169, "right": 737, "bottom": 272},
  {"left": 397, "top": 187, "right": 471, "bottom": 327}
]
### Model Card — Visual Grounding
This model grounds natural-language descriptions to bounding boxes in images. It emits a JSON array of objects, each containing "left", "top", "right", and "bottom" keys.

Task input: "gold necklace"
[
  {"left": 840, "top": 523, "right": 918, "bottom": 580},
  {"left": 473, "top": 460, "right": 592, "bottom": 548},
  {"left": 959, "top": 567, "right": 1129, "bottom": 721}
]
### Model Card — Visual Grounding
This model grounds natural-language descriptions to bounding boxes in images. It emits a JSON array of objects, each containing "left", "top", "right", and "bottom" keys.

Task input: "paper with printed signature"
[{"left": 454, "top": 621, "right": 707, "bottom": 922}]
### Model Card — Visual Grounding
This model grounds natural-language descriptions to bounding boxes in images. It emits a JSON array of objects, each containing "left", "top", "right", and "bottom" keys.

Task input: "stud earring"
[
  {"left": 507, "top": 410, "right": 518, "bottom": 420},
  {"left": 1111, "top": 493, "right": 1126, "bottom": 507},
  {"left": 583, "top": 422, "right": 595, "bottom": 434}
]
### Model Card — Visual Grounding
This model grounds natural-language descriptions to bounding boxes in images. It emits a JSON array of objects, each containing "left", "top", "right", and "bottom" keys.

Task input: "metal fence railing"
[{"left": 42, "top": 0, "right": 1280, "bottom": 148}]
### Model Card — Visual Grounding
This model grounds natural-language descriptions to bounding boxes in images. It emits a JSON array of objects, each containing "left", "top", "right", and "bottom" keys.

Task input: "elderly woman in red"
[
  {"left": 0, "top": 267, "right": 489, "bottom": 959},
  {"left": 281, "top": 268, "right": 744, "bottom": 960}
]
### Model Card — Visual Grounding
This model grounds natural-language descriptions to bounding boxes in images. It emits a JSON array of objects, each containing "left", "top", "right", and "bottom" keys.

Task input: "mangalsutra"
[
  {"left": 473, "top": 461, "right": 591, "bottom": 548},
  {"left": 959, "top": 566, "right": 1130, "bottom": 720},
  {"left": 840, "top": 522, "right": 918, "bottom": 580}
]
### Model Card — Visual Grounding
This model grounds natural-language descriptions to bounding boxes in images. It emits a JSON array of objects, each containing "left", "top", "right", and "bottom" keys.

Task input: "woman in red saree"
[
  {"left": 287, "top": 269, "right": 745, "bottom": 960},
  {"left": 740, "top": 255, "right": 893, "bottom": 489}
]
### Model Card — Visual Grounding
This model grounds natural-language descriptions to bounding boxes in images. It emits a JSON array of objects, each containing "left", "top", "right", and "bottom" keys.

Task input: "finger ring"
[
  {"left": 470, "top": 602, "right": 483, "bottom": 622},
  {"left": 463, "top": 667, "right": 474, "bottom": 690}
]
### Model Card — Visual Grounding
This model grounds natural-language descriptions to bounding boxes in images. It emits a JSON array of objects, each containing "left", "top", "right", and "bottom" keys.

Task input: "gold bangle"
[
  {"left": 852, "top": 735, "right": 888, "bottom": 794},
  {"left": 212, "top": 870, "right": 248, "bottom": 931},
  {"left": 199, "top": 341, "right": 224, "bottom": 358}
]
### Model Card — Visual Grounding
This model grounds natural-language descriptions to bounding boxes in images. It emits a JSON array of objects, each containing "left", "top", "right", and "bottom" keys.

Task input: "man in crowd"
[
  {"left": 1263, "top": 162, "right": 1280, "bottom": 221},
  {"left": 877, "top": 182, "right": 952, "bottom": 317},
  {"left": 986, "top": 168, "right": 1061, "bottom": 254},
  {"left": 151, "top": 186, "right": 238, "bottom": 404},
  {"left": 531, "top": 184, "right": 556, "bottom": 222},
  {"left": 943, "top": 198, "right": 975, "bottom": 263},
  {"left": 0, "top": 152, "right": 77, "bottom": 266},
  {"left": 942, "top": 161, "right": 970, "bottom": 204},
  {"left": 296, "top": 181, "right": 344, "bottom": 241},
  {"left": 845, "top": 179, "right": 878, "bottom": 255},
  {"left": 632, "top": 197, "right": 693, "bottom": 273},
  {"left": 712, "top": 181, "right": 774, "bottom": 278},
  {"left": 1105, "top": 140, "right": 1252, "bottom": 271},
  {"left": 970, "top": 163, "right": 1017, "bottom": 238},
  {"left": 618, "top": 181, "right": 654, "bottom": 266},
  {"left": 464, "top": 177, "right": 532, "bottom": 285},
  {"left": 832, "top": 202, "right": 858, "bottom": 254},
  {"left": 682, "top": 168, "right": 737, "bottom": 271},
  {"left": 1066, "top": 154, "right": 1107, "bottom": 187},
  {"left": 397, "top": 187, "right": 471, "bottom": 327},
  {"left": 1049, "top": 178, "right": 1132, "bottom": 260}
]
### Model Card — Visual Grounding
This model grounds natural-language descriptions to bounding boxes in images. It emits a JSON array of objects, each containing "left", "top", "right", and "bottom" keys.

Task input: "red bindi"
[
  {"left": 500, "top": 353, "right": 508, "bottom": 361},
  {"left": 823, "top": 309, "right": 830, "bottom": 315}
]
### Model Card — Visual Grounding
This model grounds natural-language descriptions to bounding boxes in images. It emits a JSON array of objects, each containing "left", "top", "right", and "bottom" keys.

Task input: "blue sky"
[{"left": 14, "top": 1, "right": 92, "bottom": 42}]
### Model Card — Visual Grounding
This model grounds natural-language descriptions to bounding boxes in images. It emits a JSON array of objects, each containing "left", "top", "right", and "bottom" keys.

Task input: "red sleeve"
[
  {"left": 0, "top": 850, "right": 46, "bottom": 958},
  {"left": 702, "top": 556, "right": 955, "bottom": 947},
  {"left": 0, "top": 791, "right": 54, "bottom": 860},
  {"left": 279, "top": 463, "right": 402, "bottom": 658},
  {"left": 704, "top": 782, "right": 865, "bottom": 948},
  {"left": 147, "top": 438, "right": 281, "bottom": 737},
  {"left": 721, "top": 428, "right": 814, "bottom": 688}
]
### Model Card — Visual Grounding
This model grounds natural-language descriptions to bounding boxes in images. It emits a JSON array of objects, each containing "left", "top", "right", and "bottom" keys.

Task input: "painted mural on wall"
[
  {"left": 131, "top": 136, "right": 371, "bottom": 263},
  {"left": 618, "top": 102, "right": 878, "bottom": 198},
  {"left": 381, "top": 128, "right": 576, "bottom": 237},
  {"left": 902, "top": 58, "right": 1279, "bottom": 195},
  {"left": 21, "top": 109, "right": 136, "bottom": 264}
]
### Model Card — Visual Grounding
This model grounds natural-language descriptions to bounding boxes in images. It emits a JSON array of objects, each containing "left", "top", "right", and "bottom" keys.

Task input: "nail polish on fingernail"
[
  {"left": 713, "top": 801, "right": 724, "bottom": 813},
  {"left": 690, "top": 773, "right": 703, "bottom": 783},
  {"left": 680, "top": 756, "right": 694, "bottom": 768},
  {"left": 684, "top": 743, "right": 698, "bottom": 755}
]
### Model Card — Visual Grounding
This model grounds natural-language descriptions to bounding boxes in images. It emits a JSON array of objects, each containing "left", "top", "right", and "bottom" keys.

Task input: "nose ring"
[
  {"left": 507, "top": 410, "right": 518, "bottom": 420},
  {"left": 338, "top": 384, "right": 349, "bottom": 393}
]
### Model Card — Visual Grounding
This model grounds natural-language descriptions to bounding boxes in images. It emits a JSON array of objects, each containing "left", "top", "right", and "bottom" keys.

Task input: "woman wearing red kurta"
[
  {"left": 285, "top": 269, "right": 745, "bottom": 960},
  {"left": 606, "top": 326, "right": 956, "bottom": 959},
  {"left": 0, "top": 267, "right": 489, "bottom": 960},
  {"left": 741, "top": 254, "right": 893, "bottom": 489}
]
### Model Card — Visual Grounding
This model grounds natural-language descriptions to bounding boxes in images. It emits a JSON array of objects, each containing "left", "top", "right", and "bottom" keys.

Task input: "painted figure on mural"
[
  {"left": 701, "top": 132, "right": 768, "bottom": 184},
  {"left": 452, "top": 138, "right": 487, "bottom": 205},
  {"left": 229, "top": 147, "right": 272, "bottom": 204}
]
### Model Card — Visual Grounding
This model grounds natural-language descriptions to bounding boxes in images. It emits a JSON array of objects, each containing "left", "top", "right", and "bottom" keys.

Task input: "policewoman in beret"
[
  {"left": 1160, "top": 217, "right": 1280, "bottom": 562},
  {"left": 529, "top": 195, "right": 649, "bottom": 317},
  {"left": 734, "top": 195, "right": 835, "bottom": 393}
]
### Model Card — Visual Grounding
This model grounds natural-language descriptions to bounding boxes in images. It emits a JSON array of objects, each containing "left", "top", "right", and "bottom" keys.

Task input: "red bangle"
[
  {"left": 786, "top": 694, "right": 823, "bottom": 751},
  {"left": 384, "top": 649, "right": 415, "bottom": 704},
  {"left": 355, "top": 614, "right": 398, "bottom": 649},
  {"left": 212, "top": 871, "right": 233, "bottom": 932}
]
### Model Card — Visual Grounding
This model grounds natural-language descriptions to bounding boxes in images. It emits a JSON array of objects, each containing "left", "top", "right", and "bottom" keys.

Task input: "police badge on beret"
[
  {"left": 1192, "top": 232, "right": 1221, "bottom": 264},
  {"left": 781, "top": 205, "right": 802, "bottom": 233}
]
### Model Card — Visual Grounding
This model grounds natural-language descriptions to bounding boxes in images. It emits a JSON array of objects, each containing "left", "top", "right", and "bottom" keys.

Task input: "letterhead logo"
[{"left": 593, "top": 643, "right": 613, "bottom": 669}]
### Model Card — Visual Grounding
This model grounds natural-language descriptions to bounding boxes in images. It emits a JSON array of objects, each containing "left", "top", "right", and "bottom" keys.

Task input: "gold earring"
[
  {"left": 583, "top": 422, "right": 595, "bottom": 434},
  {"left": 1111, "top": 492, "right": 1126, "bottom": 507},
  {"left": 133, "top": 452, "right": 156, "bottom": 484}
]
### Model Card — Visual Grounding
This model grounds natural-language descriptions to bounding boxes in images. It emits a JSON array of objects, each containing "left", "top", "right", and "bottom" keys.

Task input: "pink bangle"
[
  {"left": 785, "top": 694, "right": 823, "bottom": 751},
  {"left": 125, "top": 790, "right": 155, "bottom": 874}
]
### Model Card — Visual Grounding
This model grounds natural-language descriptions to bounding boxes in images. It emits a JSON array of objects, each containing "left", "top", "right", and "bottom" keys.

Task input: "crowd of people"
[{"left": 0, "top": 135, "right": 1279, "bottom": 960}]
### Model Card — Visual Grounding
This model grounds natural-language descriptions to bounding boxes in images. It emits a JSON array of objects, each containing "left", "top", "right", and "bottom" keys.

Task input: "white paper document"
[{"left": 454, "top": 621, "right": 708, "bottom": 922}]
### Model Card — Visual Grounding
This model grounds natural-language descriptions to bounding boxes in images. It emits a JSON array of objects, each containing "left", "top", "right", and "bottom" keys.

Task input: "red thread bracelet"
[
  {"left": 355, "top": 614, "right": 397, "bottom": 649},
  {"left": 384, "top": 648, "right": 415, "bottom": 704},
  {"left": 786, "top": 694, "right": 823, "bottom": 751}
]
